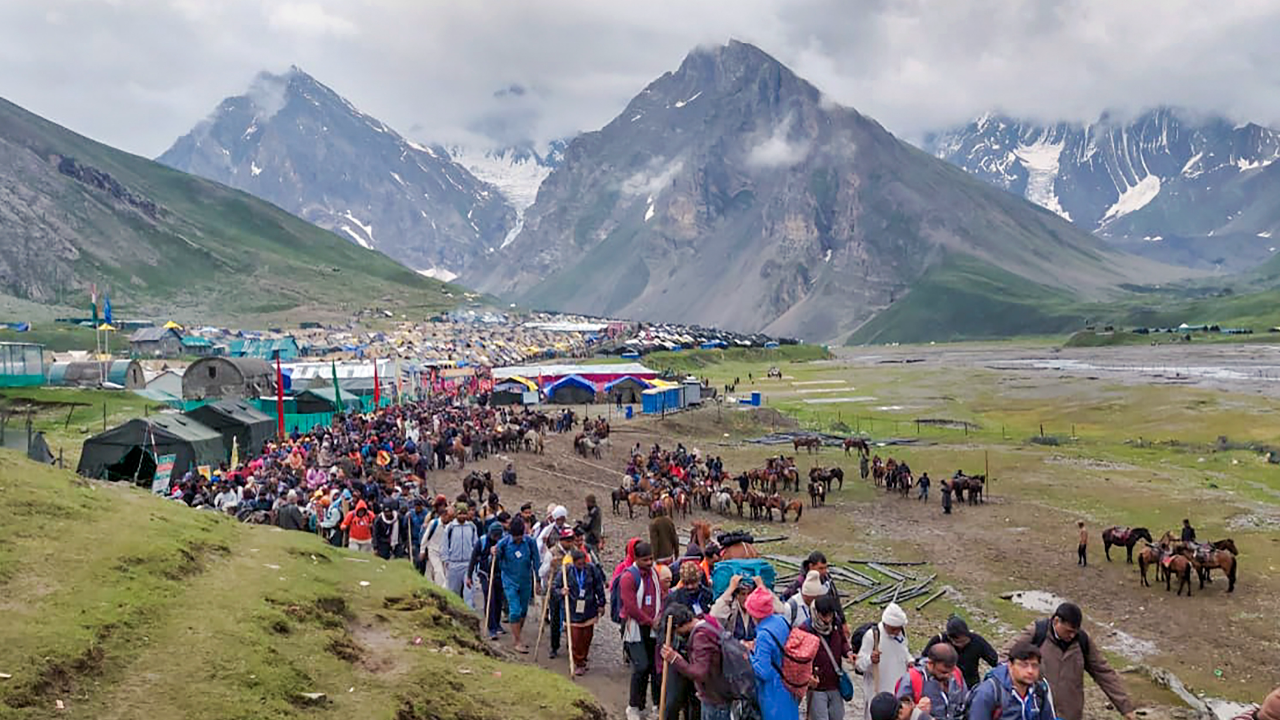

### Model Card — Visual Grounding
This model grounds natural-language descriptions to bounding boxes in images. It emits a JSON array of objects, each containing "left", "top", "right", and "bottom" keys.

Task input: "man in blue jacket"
[
  {"left": 551, "top": 548, "right": 607, "bottom": 675},
  {"left": 966, "top": 641, "right": 1057, "bottom": 720},
  {"left": 493, "top": 516, "right": 541, "bottom": 654}
]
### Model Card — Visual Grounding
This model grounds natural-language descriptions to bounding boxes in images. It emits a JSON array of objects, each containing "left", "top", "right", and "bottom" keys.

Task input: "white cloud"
[
  {"left": 266, "top": 3, "right": 357, "bottom": 38},
  {"left": 1, "top": 0, "right": 1279, "bottom": 158},
  {"left": 620, "top": 158, "right": 685, "bottom": 197},
  {"left": 746, "top": 116, "right": 811, "bottom": 169}
]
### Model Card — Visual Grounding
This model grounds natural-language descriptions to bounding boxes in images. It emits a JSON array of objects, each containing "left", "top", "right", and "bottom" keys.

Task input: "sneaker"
[
  {"left": 549, "top": 649, "right": 559, "bottom": 659},
  {"left": 626, "top": 707, "right": 642, "bottom": 720}
]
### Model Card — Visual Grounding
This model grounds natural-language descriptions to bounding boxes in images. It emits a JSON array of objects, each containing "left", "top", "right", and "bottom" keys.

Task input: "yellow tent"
[
  {"left": 505, "top": 375, "right": 538, "bottom": 391},
  {"left": 650, "top": 379, "right": 679, "bottom": 389},
  {"left": 163, "top": 320, "right": 184, "bottom": 330},
  {"left": 96, "top": 323, "right": 116, "bottom": 332}
]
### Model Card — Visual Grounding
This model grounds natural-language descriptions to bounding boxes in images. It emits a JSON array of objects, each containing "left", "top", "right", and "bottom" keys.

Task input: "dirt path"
[{"left": 434, "top": 408, "right": 1270, "bottom": 719}]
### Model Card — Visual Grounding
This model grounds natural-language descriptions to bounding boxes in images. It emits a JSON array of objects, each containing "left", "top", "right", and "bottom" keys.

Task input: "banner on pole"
[{"left": 151, "top": 454, "right": 176, "bottom": 494}]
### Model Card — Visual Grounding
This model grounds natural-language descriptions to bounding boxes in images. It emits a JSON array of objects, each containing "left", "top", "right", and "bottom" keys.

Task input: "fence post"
[
  {"left": 1039, "top": 423, "right": 1044, "bottom": 438},
  {"left": 916, "top": 420, "right": 920, "bottom": 435},
  {"left": 103, "top": 403, "right": 108, "bottom": 432}
]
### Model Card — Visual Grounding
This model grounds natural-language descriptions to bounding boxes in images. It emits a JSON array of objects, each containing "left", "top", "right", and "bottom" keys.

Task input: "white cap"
[
  {"left": 882, "top": 602, "right": 908, "bottom": 628},
  {"left": 552, "top": 505, "right": 568, "bottom": 520}
]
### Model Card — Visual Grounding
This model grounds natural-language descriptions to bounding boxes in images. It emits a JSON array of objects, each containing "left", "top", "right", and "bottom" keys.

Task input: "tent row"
[
  {"left": 488, "top": 374, "right": 661, "bottom": 406},
  {"left": 77, "top": 400, "right": 274, "bottom": 486}
]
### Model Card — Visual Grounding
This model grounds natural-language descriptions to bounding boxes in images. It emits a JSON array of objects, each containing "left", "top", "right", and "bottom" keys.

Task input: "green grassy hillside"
[
  {"left": 0, "top": 452, "right": 597, "bottom": 720},
  {"left": 0, "top": 97, "right": 459, "bottom": 325}
]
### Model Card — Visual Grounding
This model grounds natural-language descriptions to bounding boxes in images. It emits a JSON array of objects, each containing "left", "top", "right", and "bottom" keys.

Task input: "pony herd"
[{"left": 1103, "top": 526, "right": 1240, "bottom": 595}]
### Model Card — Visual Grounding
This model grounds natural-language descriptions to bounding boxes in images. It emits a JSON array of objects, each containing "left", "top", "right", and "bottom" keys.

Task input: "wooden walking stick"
[
  {"left": 486, "top": 549, "right": 499, "bottom": 635},
  {"left": 532, "top": 567, "right": 554, "bottom": 657},
  {"left": 658, "top": 615, "right": 674, "bottom": 720},
  {"left": 562, "top": 562, "right": 575, "bottom": 679}
]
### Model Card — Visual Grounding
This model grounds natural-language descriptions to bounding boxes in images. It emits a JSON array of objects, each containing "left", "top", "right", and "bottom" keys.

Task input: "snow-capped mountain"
[
  {"left": 157, "top": 67, "right": 515, "bottom": 278},
  {"left": 447, "top": 140, "right": 568, "bottom": 248},
  {"left": 925, "top": 109, "right": 1280, "bottom": 269}
]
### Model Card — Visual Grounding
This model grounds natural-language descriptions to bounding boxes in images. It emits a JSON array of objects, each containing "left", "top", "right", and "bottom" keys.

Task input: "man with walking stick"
[
  {"left": 621, "top": 542, "right": 664, "bottom": 720},
  {"left": 470, "top": 523, "right": 505, "bottom": 640},
  {"left": 552, "top": 548, "right": 606, "bottom": 676}
]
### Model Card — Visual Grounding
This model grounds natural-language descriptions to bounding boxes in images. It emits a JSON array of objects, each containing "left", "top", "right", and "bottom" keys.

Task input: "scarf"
[
  {"left": 610, "top": 537, "right": 641, "bottom": 585},
  {"left": 811, "top": 613, "right": 834, "bottom": 636},
  {"left": 386, "top": 511, "right": 401, "bottom": 549}
]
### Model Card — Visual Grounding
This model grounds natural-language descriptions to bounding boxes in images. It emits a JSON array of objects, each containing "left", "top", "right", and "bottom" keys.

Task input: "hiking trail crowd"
[{"left": 155, "top": 397, "right": 1278, "bottom": 720}]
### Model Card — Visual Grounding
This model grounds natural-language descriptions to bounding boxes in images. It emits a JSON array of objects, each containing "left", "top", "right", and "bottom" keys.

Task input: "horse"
[
  {"left": 688, "top": 520, "right": 712, "bottom": 553},
  {"left": 1164, "top": 553, "right": 1195, "bottom": 596},
  {"left": 792, "top": 437, "right": 821, "bottom": 454},
  {"left": 843, "top": 438, "right": 870, "bottom": 457},
  {"left": 1137, "top": 544, "right": 1165, "bottom": 587},
  {"left": 952, "top": 474, "right": 986, "bottom": 505},
  {"left": 673, "top": 490, "right": 691, "bottom": 519},
  {"left": 719, "top": 540, "right": 759, "bottom": 560},
  {"left": 625, "top": 492, "right": 651, "bottom": 520},
  {"left": 763, "top": 494, "right": 785, "bottom": 522},
  {"left": 1189, "top": 543, "right": 1239, "bottom": 592},
  {"left": 462, "top": 471, "right": 493, "bottom": 505},
  {"left": 523, "top": 429, "right": 544, "bottom": 454},
  {"left": 808, "top": 478, "right": 826, "bottom": 508},
  {"left": 449, "top": 437, "right": 466, "bottom": 469},
  {"left": 610, "top": 485, "right": 630, "bottom": 515},
  {"left": 712, "top": 491, "right": 734, "bottom": 515},
  {"left": 781, "top": 499, "right": 804, "bottom": 522},
  {"left": 1102, "top": 527, "right": 1153, "bottom": 563}
]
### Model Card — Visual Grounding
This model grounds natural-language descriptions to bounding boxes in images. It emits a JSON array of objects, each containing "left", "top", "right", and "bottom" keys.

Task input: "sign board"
[
  {"left": 522, "top": 390, "right": 539, "bottom": 406},
  {"left": 197, "top": 465, "right": 212, "bottom": 481},
  {"left": 151, "top": 454, "right": 176, "bottom": 495}
]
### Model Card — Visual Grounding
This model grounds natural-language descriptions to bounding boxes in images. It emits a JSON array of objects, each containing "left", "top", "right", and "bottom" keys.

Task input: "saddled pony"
[
  {"left": 719, "top": 540, "right": 759, "bottom": 560},
  {"left": 780, "top": 498, "right": 804, "bottom": 522},
  {"left": 952, "top": 475, "right": 986, "bottom": 505},
  {"left": 1102, "top": 527, "right": 1153, "bottom": 563},
  {"left": 792, "top": 437, "right": 821, "bottom": 454},
  {"left": 462, "top": 470, "right": 493, "bottom": 505},
  {"left": 1190, "top": 541, "right": 1239, "bottom": 593},
  {"left": 610, "top": 485, "right": 630, "bottom": 515},
  {"left": 1137, "top": 544, "right": 1165, "bottom": 587},
  {"left": 1164, "top": 553, "right": 1195, "bottom": 596},
  {"left": 843, "top": 437, "right": 870, "bottom": 457}
]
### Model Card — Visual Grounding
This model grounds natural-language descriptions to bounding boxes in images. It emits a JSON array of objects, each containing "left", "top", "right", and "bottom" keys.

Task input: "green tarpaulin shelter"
[
  {"left": 185, "top": 399, "right": 275, "bottom": 461},
  {"left": 77, "top": 415, "right": 224, "bottom": 485}
]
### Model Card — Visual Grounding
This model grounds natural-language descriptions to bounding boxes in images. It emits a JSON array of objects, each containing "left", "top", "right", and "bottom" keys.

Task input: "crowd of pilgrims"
[{"left": 149, "top": 397, "right": 1280, "bottom": 720}]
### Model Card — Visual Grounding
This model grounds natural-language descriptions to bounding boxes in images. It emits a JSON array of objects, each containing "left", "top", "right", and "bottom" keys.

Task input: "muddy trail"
[{"left": 430, "top": 408, "right": 1270, "bottom": 720}]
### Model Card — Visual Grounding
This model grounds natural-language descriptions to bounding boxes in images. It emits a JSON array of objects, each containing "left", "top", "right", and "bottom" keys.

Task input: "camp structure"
[
  {"left": 294, "top": 387, "right": 364, "bottom": 413},
  {"left": 185, "top": 399, "right": 275, "bottom": 460},
  {"left": 182, "top": 357, "right": 275, "bottom": 400},
  {"left": 604, "top": 376, "right": 651, "bottom": 404},
  {"left": 490, "top": 376, "right": 537, "bottom": 406},
  {"left": 0, "top": 342, "right": 45, "bottom": 387},
  {"left": 48, "top": 360, "right": 145, "bottom": 389},
  {"left": 642, "top": 386, "right": 684, "bottom": 415},
  {"left": 545, "top": 374, "right": 597, "bottom": 404},
  {"left": 128, "top": 327, "right": 184, "bottom": 358},
  {"left": 77, "top": 415, "right": 225, "bottom": 485}
]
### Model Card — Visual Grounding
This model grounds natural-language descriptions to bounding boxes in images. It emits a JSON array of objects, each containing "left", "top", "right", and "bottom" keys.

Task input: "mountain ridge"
[
  {"left": 158, "top": 67, "right": 515, "bottom": 278},
  {"left": 465, "top": 40, "right": 1177, "bottom": 342}
]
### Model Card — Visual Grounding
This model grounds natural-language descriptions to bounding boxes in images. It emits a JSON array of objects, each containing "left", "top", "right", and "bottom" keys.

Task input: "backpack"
[
  {"left": 710, "top": 558, "right": 776, "bottom": 599},
  {"left": 1030, "top": 619, "right": 1091, "bottom": 671},
  {"left": 765, "top": 626, "right": 820, "bottom": 699},
  {"left": 849, "top": 622, "right": 877, "bottom": 675},
  {"left": 963, "top": 670, "right": 1050, "bottom": 720},
  {"left": 609, "top": 566, "right": 642, "bottom": 624},
  {"left": 905, "top": 665, "right": 965, "bottom": 703},
  {"left": 713, "top": 625, "right": 757, "bottom": 701}
]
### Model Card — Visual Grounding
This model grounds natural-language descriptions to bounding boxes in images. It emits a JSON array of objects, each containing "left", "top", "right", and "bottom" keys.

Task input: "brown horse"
[
  {"left": 1137, "top": 544, "right": 1165, "bottom": 587},
  {"left": 462, "top": 471, "right": 492, "bottom": 504},
  {"left": 793, "top": 437, "right": 821, "bottom": 454},
  {"left": 807, "top": 478, "right": 826, "bottom": 508},
  {"left": 625, "top": 491, "right": 651, "bottom": 520},
  {"left": 688, "top": 520, "right": 712, "bottom": 553},
  {"left": 610, "top": 485, "right": 630, "bottom": 515},
  {"left": 1102, "top": 527, "right": 1153, "bottom": 563},
  {"left": 719, "top": 541, "right": 760, "bottom": 560},
  {"left": 843, "top": 438, "right": 870, "bottom": 457},
  {"left": 1190, "top": 542, "right": 1239, "bottom": 592},
  {"left": 781, "top": 499, "right": 804, "bottom": 522},
  {"left": 1164, "top": 553, "right": 1195, "bottom": 596}
]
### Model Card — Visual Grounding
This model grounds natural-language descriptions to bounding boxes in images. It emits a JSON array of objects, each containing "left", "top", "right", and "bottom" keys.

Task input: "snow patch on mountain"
[
  {"left": 340, "top": 225, "right": 371, "bottom": 249},
  {"left": 417, "top": 267, "right": 458, "bottom": 283},
  {"left": 1013, "top": 139, "right": 1071, "bottom": 221},
  {"left": 1102, "top": 175, "right": 1161, "bottom": 223}
]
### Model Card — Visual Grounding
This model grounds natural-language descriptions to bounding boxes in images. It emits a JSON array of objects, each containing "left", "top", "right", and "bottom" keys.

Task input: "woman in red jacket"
[{"left": 341, "top": 500, "right": 374, "bottom": 552}]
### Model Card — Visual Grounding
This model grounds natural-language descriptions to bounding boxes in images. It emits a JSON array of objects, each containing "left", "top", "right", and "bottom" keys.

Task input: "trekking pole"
[
  {"left": 658, "top": 615, "right": 674, "bottom": 720},
  {"left": 532, "top": 569, "right": 554, "bottom": 657},
  {"left": 486, "top": 550, "right": 499, "bottom": 636},
  {"left": 562, "top": 562, "right": 575, "bottom": 679}
]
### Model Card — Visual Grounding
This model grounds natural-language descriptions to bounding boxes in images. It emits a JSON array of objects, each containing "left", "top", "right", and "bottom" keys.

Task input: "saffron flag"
[
  {"left": 331, "top": 360, "right": 343, "bottom": 412},
  {"left": 275, "top": 357, "right": 286, "bottom": 439},
  {"left": 373, "top": 359, "right": 381, "bottom": 407}
]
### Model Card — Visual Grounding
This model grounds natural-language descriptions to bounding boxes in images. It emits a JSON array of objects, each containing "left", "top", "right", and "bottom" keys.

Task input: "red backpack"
[
  {"left": 905, "top": 666, "right": 964, "bottom": 702},
  {"left": 777, "top": 627, "right": 821, "bottom": 699}
]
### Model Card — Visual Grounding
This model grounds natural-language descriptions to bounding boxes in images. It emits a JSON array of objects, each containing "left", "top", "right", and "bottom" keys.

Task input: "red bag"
[{"left": 779, "top": 627, "right": 820, "bottom": 698}]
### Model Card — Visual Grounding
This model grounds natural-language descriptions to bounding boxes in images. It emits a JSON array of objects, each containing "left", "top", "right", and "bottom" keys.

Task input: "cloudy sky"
[{"left": 3, "top": 0, "right": 1279, "bottom": 157}]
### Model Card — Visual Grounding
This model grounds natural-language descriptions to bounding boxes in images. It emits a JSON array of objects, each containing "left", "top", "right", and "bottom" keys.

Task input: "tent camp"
[
  {"left": 77, "top": 415, "right": 225, "bottom": 485},
  {"left": 295, "top": 388, "right": 364, "bottom": 413},
  {"left": 182, "top": 357, "right": 275, "bottom": 400},
  {"left": 604, "top": 376, "right": 651, "bottom": 404},
  {"left": 48, "top": 360, "right": 145, "bottom": 389},
  {"left": 185, "top": 399, "right": 275, "bottom": 460},
  {"left": 546, "top": 375, "right": 597, "bottom": 404}
]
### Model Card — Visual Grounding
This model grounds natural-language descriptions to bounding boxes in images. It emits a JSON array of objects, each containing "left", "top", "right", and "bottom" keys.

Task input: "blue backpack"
[
  {"left": 609, "top": 566, "right": 642, "bottom": 624},
  {"left": 711, "top": 559, "right": 776, "bottom": 598}
]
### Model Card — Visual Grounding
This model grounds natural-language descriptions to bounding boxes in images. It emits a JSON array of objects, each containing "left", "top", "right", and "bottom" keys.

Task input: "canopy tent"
[
  {"left": 546, "top": 374, "right": 597, "bottom": 404},
  {"left": 185, "top": 399, "right": 275, "bottom": 461},
  {"left": 604, "top": 376, "right": 651, "bottom": 404},
  {"left": 494, "top": 375, "right": 538, "bottom": 393},
  {"left": 77, "top": 415, "right": 225, "bottom": 485}
]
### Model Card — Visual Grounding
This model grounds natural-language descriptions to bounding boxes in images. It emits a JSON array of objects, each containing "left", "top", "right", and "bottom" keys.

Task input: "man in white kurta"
[{"left": 856, "top": 602, "right": 913, "bottom": 720}]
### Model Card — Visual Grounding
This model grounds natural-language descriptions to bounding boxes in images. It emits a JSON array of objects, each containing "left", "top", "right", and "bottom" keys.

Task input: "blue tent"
[{"left": 546, "top": 374, "right": 596, "bottom": 404}]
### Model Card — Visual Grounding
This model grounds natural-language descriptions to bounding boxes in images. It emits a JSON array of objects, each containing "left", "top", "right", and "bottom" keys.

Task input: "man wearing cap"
[
  {"left": 546, "top": 527, "right": 577, "bottom": 659},
  {"left": 421, "top": 500, "right": 452, "bottom": 584},
  {"left": 621, "top": 542, "right": 664, "bottom": 720},
  {"left": 493, "top": 516, "right": 540, "bottom": 654},
  {"left": 537, "top": 505, "right": 570, "bottom": 554},
  {"left": 785, "top": 569, "right": 829, "bottom": 628},
  {"left": 470, "top": 523, "right": 506, "bottom": 640},
  {"left": 922, "top": 617, "right": 999, "bottom": 689},
  {"left": 857, "top": 603, "right": 913, "bottom": 720},
  {"left": 442, "top": 503, "right": 479, "bottom": 606},
  {"left": 275, "top": 490, "right": 307, "bottom": 531}
]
